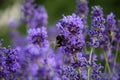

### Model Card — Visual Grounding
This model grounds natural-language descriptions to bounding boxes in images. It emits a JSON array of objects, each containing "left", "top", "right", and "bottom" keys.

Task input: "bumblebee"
[{"left": 55, "top": 34, "right": 65, "bottom": 48}]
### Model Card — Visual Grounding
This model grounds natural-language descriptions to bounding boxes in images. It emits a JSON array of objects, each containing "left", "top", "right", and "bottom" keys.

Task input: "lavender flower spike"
[
  {"left": 88, "top": 6, "right": 106, "bottom": 48},
  {"left": 76, "top": 0, "right": 89, "bottom": 34},
  {"left": 106, "top": 13, "right": 116, "bottom": 31},
  {"left": 91, "top": 6, "right": 104, "bottom": 18},
  {"left": 28, "top": 27, "right": 49, "bottom": 47},
  {"left": 56, "top": 13, "right": 85, "bottom": 54},
  {"left": 28, "top": 6, "right": 48, "bottom": 28},
  {"left": 76, "top": 0, "right": 88, "bottom": 18},
  {"left": 21, "top": 0, "right": 35, "bottom": 23}
]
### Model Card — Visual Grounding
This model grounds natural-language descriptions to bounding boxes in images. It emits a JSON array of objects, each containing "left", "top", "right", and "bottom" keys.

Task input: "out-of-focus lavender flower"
[
  {"left": 112, "top": 20, "right": 120, "bottom": 49},
  {"left": 8, "top": 19, "right": 27, "bottom": 48},
  {"left": 24, "top": 44, "right": 59, "bottom": 80},
  {"left": 22, "top": 0, "right": 48, "bottom": 28},
  {"left": 106, "top": 13, "right": 116, "bottom": 31},
  {"left": 10, "top": 30, "right": 26, "bottom": 48},
  {"left": 21, "top": 0, "right": 35, "bottom": 23},
  {"left": 28, "top": 27, "right": 49, "bottom": 47},
  {"left": 22, "top": 0, "right": 59, "bottom": 79},
  {"left": 105, "top": 13, "right": 116, "bottom": 45},
  {"left": 28, "top": 6, "right": 48, "bottom": 28},
  {"left": 8, "top": 19, "right": 20, "bottom": 28},
  {"left": 25, "top": 44, "right": 42, "bottom": 57},
  {"left": 76, "top": 0, "right": 88, "bottom": 34},
  {"left": 76, "top": 0, "right": 88, "bottom": 18},
  {"left": 47, "top": 26, "right": 58, "bottom": 42},
  {"left": 56, "top": 14, "right": 85, "bottom": 54},
  {"left": 0, "top": 47, "right": 6, "bottom": 79}
]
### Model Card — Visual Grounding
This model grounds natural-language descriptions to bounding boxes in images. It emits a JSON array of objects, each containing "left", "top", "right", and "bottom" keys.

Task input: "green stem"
[
  {"left": 103, "top": 52, "right": 112, "bottom": 78},
  {"left": 113, "top": 44, "right": 119, "bottom": 67},
  {"left": 89, "top": 48, "right": 93, "bottom": 63},
  {"left": 87, "top": 47, "right": 93, "bottom": 80},
  {"left": 112, "top": 44, "right": 119, "bottom": 75},
  {"left": 87, "top": 67, "right": 91, "bottom": 80},
  {"left": 104, "top": 63, "right": 107, "bottom": 74}
]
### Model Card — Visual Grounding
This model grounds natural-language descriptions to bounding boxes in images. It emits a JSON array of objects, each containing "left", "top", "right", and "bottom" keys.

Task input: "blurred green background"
[
  {"left": 1, "top": 0, "right": 120, "bottom": 24},
  {"left": 0, "top": 0, "right": 120, "bottom": 46}
]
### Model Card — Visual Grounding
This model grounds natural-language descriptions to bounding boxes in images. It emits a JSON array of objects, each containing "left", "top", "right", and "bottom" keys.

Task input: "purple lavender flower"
[
  {"left": 88, "top": 6, "right": 106, "bottom": 48},
  {"left": 72, "top": 54, "right": 88, "bottom": 68},
  {"left": 28, "top": 6, "right": 48, "bottom": 28},
  {"left": 76, "top": 0, "right": 88, "bottom": 18},
  {"left": 28, "top": 27, "right": 49, "bottom": 47},
  {"left": 56, "top": 13, "right": 85, "bottom": 54},
  {"left": 57, "top": 14, "right": 84, "bottom": 35},
  {"left": 22, "top": 0, "right": 59, "bottom": 79},
  {"left": 21, "top": 0, "right": 36, "bottom": 23},
  {"left": 10, "top": 30, "right": 26, "bottom": 47},
  {"left": 8, "top": 15, "right": 27, "bottom": 48},
  {"left": 71, "top": 54, "right": 88, "bottom": 80},
  {"left": 61, "top": 66, "right": 79, "bottom": 80},
  {"left": 92, "top": 71, "right": 103, "bottom": 80},
  {"left": 76, "top": 0, "right": 88, "bottom": 34},
  {"left": 25, "top": 45, "right": 58, "bottom": 80},
  {"left": 91, "top": 6, "right": 103, "bottom": 18},
  {"left": 1, "top": 0, "right": 120, "bottom": 79},
  {"left": 0, "top": 47, "right": 6, "bottom": 79},
  {"left": 0, "top": 47, "right": 20, "bottom": 80},
  {"left": 106, "top": 13, "right": 116, "bottom": 31},
  {"left": 22, "top": 0, "right": 48, "bottom": 28},
  {"left": 106, "top": 13, "right": 116, "bottom": 43},
  {"left": 113, "top": 20, "right": 120, "bottom": 46},
  {"left": 91, "top": 63, "right": 104, "bottom": 80},
  {"left": 8, "top": 19, "right": 20, "bottom": 28},
  {"left": 87, "top": 53, "right": 104, "bottom": 80}
]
